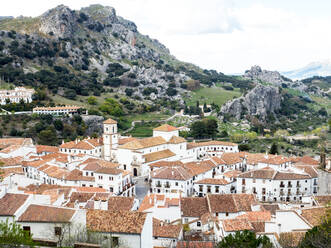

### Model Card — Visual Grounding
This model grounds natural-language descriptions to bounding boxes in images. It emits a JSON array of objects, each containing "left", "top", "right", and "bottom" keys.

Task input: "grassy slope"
[{"left": 184, "top": 86, "right": 242, "bottom": 107}]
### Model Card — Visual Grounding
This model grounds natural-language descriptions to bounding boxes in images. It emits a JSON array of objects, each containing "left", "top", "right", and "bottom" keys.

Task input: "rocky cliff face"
[
  {"left": 220, "top": 84, "right": 281, "bottom": 120},
  {"left": 244, "top": 65, "right": 292, "bottom": 86},
  {"left": 0, "top": 4, "right": 193, "bottom": 101}
]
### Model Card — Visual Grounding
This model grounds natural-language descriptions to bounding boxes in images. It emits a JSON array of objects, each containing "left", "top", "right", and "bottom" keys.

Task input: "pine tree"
[{"left": 269, "top": 142, "right": 278, "bottom": 155}]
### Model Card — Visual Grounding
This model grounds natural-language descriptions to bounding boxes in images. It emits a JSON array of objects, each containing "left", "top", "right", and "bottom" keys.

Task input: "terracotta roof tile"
[
  {"left": 0, "top": 156, "right": 24, "bottom": 167},
  {"left": 188, "top": 140, "right": 237, "bottom": 148},
  {"left": 222, "top": 218, "right": 254, "bottom": 232},
  {"left": 183, "top": 161, "right": 214, "bottom": 176},
  {"left": 236, "top": 211, "right": 271, "bottom": 222},
  {"left": 107, "top": 197, "right": 135, "bottom": 211},
  {"left": 168, "top": 136, "right": 186, "bottom": 144},
  {"left": 300, "top": 207, "right": 328, "bottom": 226},
  {"left": 0, "top": 193, "right": 29, "bottom": 216},
  {"left": 87, "top": 209, "right": 147, "bottom": 234},
  {"left": 66, "top": 169, "right": 95, "bottom": 181},
  {"left": 208, "top": 194, "right": 256, "bottom": 213},
  {"left": 149, "top": 160, "right": 184, "bottom": 168},
  {"left": 153, "top": 124, "right": 178, "bottom": 132},
  {"left": 60, "top": 138, "right": 103, "bottom": 150},
  {"left": 176, "top": 241, "right": 215, "bottom": 248},
  {"left": 151, "top": 166, "right": 192, "bottom": 181},
  {"left": 119, "top": 136, "right": 167, "bottom": 150},
  {"left": 180, "top": 197, "right": 209, "bottom": 217},
  {"left": 118, "top": 137, "right": 137, "bottom": 145},
  {"left": 220, "top": 153, "right": 242, "bottom": 164},
  {"left": 314, "top": 195, "right": 331, "bottom": 206},
  {"left": 18, "top": 204, "right": 75, "bottom": 223},
  {"left": 195, "top": 178, "right": 229, "bottom": 185},
  {"left": 279, "top": 232, "right": 306, "bottom": 247},
  {"left": 95, "top": 167, "right": 122, "bottom": 175},
  {"left": 143, "top": 149, "right": 176, "bottom": 163},
  {"left": 103, "top": 118, "right": 117, "bottom": 124},
  {"left": 36, "top": 145, "right": 59, "bottom": 154},
  {"left": 153, "top": 218, "right": 182, "bottom": 238}
]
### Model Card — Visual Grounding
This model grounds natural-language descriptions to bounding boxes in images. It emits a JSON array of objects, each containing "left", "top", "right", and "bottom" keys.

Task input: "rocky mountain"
[
  {"left": 283, "top": 60, "right": 331, "bottom": 80},
  {"left": 0, "top": 4, "right": 219, "bottom": 105},
  {"left": 244, "top": 65, "right": 292, "bottom": 86},
  {"left": 243, "top": 65, "right": 331, "bottom": 96},
  {"left": 220, "top": 84, "right": 281, "bottom": 120}
]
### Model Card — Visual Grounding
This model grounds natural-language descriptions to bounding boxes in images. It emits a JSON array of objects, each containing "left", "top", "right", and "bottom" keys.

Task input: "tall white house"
[{"left": 103, "top": 118, "right": 119, "bottom": 161}]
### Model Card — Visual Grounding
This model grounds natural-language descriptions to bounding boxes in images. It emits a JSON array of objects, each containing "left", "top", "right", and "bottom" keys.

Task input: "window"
[
  {"left": 109, "top": 187, "right": 113, "bottom": 192},
  {"left": 184, "top": 218, "right": 188, "bottom": 223},
  {"left": 23, "top": 226, "right": 31, "bottom": 236},
  {"left": 112, "top": 237, "right": 119, "bottom": 247},
  {"left": 98, "top": 176, "right": 103, "bottom": 180},
  {"left": 55, "top": 227, "right": 62, "bottom": 236},
  {"left": 197, "top": 221, "right": 201, "bottom": 227},
  {"left": 175, "top": 182, "right": 178, "bottom": 186},
  {"left": 226, "top": 212, "right": 229, "bottom": 217}
]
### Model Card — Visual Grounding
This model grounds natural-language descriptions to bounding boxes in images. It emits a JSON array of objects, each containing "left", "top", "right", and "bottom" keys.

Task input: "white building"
[
  {"left": 59, "top": 138, "right": 103, "bottom": 158},
  {"left": 237, "top": 166, "right": 318, "bottom": 202},
  {"left": 86, "top": 209, "right": 153, "bottom": 248},
  {"left": 32, "top": 106, "right": 82, "bottom": 115},
  {"left": 194, "top": 178, "right": 233, "bottom": 197},
  {"left": 17, "top": 204, "right": 86, "bottom": 244},
  {"left": 102, "top": 122, "right": 238, "bottom": 177},
  {"left": 150, "top": 166, "right": 193, "bottom": 197},
  {"left": 0, "top": 87, "right": 34, "bottom": 105}
]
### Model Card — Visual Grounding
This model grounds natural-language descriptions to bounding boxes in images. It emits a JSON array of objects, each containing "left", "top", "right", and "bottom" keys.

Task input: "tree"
[
  {"left": 269, "top": 142, "right": 278, "bottom": 155},
  {"left": 0, "top": 219, "right": 35, "bottom": 247},
  {"left": 298, "top": 209, "right": 330, "bottom": 248},
  {"left": 87, "top": 96, "right": 97, "bottom": 105},
  {"left": 217, "top": 230, "right": 273, "bottom": 248},
  {"left": 37, "top": 128, "right": 58, "bottom": 145}
]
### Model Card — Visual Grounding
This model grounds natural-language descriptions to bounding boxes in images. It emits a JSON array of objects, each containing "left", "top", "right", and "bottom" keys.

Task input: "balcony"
[
  {"left": 280, "top": 191, "right": 285, "bottom": 196},
  {"left": 165, "top": 183, "right": 171, "bottom": 188},
  {"left": 288, "top": 184, "right": 292, "bottom": 188},
  {"left": 314, "top": 182, "right": 318, "bottom": 186},
  {"left": 156, "top": 183, "right": 161, "bottom": 187},
  {"left": 296, "top": 184, "right": 301, "bottom": 188},
  {"left": 280, "top": 184, "right": 285, "bottom": 188}
]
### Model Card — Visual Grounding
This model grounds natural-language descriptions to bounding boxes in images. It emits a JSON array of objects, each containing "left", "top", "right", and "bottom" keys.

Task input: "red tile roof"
[
  {"left": 153, "top": 124, "right": 178, "bottom": 132},
  {"left": 0, "top": 193, "right": 29, "bottom": 216},
  {"left": 222, "top": 218, "right": 253, "bottom": 232},
  {"left": 18, "top": 204, "right": 75, "bottom": 223},
  {"left": 87, "top": 209, "right": 147, "bottom": 234}
]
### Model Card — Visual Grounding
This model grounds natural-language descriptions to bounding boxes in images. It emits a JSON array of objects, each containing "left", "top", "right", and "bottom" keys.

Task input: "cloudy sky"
[{"left": 1, "top": 0, "right": 331, "bottom": 74}]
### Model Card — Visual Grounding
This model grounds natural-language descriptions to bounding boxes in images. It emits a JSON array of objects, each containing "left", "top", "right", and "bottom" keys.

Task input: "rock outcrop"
[
  {"left": 244, "top": 65, "right": 292, "bottom": 86},
  {"left": 39, "top": 5, "right": 78, "bottom": 38},
  {"left": 220, "top": 84, "right": 281, "bottom": 120}
]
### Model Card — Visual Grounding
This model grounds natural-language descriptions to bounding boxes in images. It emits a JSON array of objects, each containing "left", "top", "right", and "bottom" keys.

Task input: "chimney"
[
  {"left": 149, "top": 196, "right": 153, "bottom": 205},
  {"left": 62, "top": 140, "right": 64, "bottom": 145},
  {"left": 75, "top": 139, "right": 78, "bottom": 144}
]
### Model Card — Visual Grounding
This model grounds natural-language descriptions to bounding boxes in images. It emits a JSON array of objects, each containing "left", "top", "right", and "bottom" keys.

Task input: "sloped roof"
[
  {"left": 18, "top": 204, "right": 75, "bottom": 223},
  {"left": 222, "top": 218, "right": 253, "bottom": 232},
  {"left": 95, "top": 167, "right": 123, "bottom": 175},
  {"left": 180, "top": 197, "right": 209, "bottom": 217},
  {"left": 0, "top": 193, "right": 29, "bottom": 216},
  {"left": 103, "top": 118, "right": 117, "bottom": 124},
  {"left": 107, "top": 197, "right": 135, "bottom": 211},
  {"left": 168, "top": 136, "right": 186, "bottom": 144},
  {"left": 151, "top": 166, "right": 192, "bottom": 181},
  {"left": 87, "top": 209, "right": 147, "bottom": 234},
  {"left": 153, "top": 124, "right": 178, "bottom": 132},
  {"left": 208, "top": 194, "right": 256, "bottom": 213},
  {"left": 153, "top": 218, "right": 182, "bottom": 238},
  {"left": 300, "top": 207, "right": 328, "bottom": 226},
  {"left": 119, "top": 136, "right": 167, "bottom": 150},
  {"left": 143, "top": 149, "right": 176, "bottom": 163},
  {"left": 195, "top": 178, "right": 229, "bottom": 185}
]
